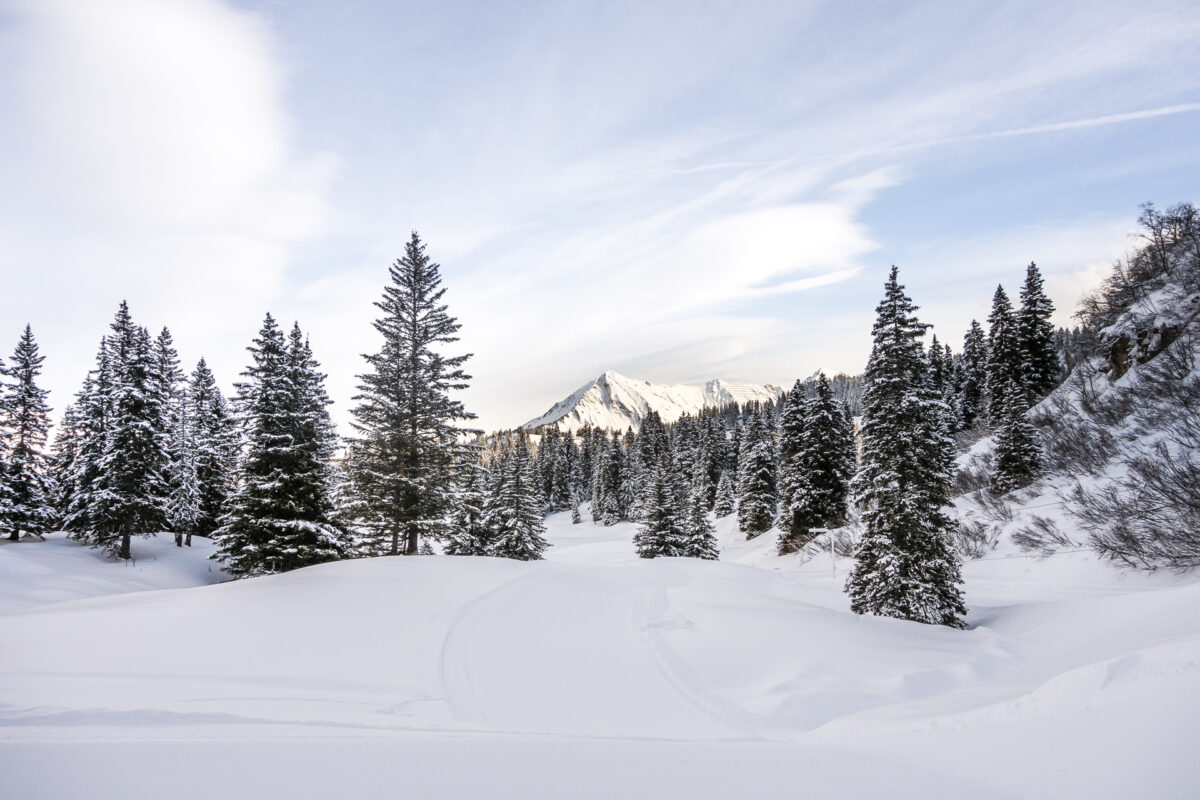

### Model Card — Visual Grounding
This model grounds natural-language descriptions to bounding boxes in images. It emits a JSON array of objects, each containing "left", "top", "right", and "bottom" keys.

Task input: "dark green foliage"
[
  {"left": 713, "top": 470, "right": 735, "bottom": 517},
  {"left": 958, "top": 320, "right": 988, "bottom": 429},
  {"left": 986, "top": 285, "right": 1023, "bottom": 426},
  {"left": 1017, "top": 262, "right": 1059, "bottom": 400},
  {"left": 736, "top": 412, "right": 776, "bottom": 538},
  {"left": 484, "top": 431, "right": 548, "bottom": 560},
  {"left": 992, "top": 385, "right": 1043, "bottom": 493},
  {"left": 634, "top": 453, "right": 687, "bottom": 558},
  {"left": 1, "top": 325, "right": 55, "bottom": 540},
  {"left": 846, "top": 267, "right": 966, "bottom": 628},
  {"left": 213, "top": 315, "right": 349, "bottom": 576},
  {"left": 350, "top": 232, "right": 476, "bottom": 556}
]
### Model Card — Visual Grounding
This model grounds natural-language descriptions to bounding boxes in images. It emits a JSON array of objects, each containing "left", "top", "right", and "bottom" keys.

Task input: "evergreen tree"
[
  {"left": 713, "top": 470, "right": 735, "bottom": 517},
  {"left": 62, "top": 341, "right": 113, "bottom": 539},
  {"left": 986, "top": 285, "right": 1023, "bottom": 425},
  {"left": 48, "top": 402, "right": 81, "bottom": 526},
  {"left": 445, "top": 459, "right": 491, "bottom": 555},
  {"left": 350, "top": 233, "right": 476, "bottom": 556},
  {"left": 736, "top": 412, "right": 776, "bottom": 538},
  {"left": 89, "top": 306, "right": 171, "bottom": 559},
  {"left": 1017, "top": 261, "right": 1059, "bottom": 401},
  {"left": 958, "top": 320, "right": 988, "bottom": 429},
  {"left": 992, "top": 385, "right": 1043, "bottom": 493},
  {"left": 1, "top": 326, "right": 55, "bottom": 540},
  {"left": 165, "top": 398, "right": 202, "bottom": 547},
  {"left": 846, "top": 267, "right": 966, "bottom": 628},
  {"left": 778, "top": 373, "right": 854, "bottom": 554},
  {"left": 776, "top": 380, "right": 807, "bottom": 527},
  {"left": 681, "top": 465, "right": 719, "bottom": 560},
  {"left": 213, "top": 315, "right": 349, "bottom": 576},
  {"left": 633, "top": 453, "right": 687, "bottom": 558},
  {"left": 591, "top": 432, "right": 624, "bottom": 525},
  {"left": 485, "top": 431, "right": 549, "bottom": 560},
  {"left": 186, "top": 358, "right": 239, "bottom": 537}
]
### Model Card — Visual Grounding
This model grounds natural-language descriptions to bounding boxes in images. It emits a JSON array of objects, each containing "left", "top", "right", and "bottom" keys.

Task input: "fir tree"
[
  {"left": 992, "top": 384, "right": 1043, "bottom": 493},
  {"left": 846, "top": 267, "right": 966, "bottom": 628},
  {"left": 1017, "top": 261, "right": 1059, "bottom": 401},
  {"left": 591, "top": 432, "right": 624, "bottom": 525},
  {"left": 736, "top": 412, "right": 776, "bottom": 538},
  {"left": 1, "top": 326, "right": 55, "bottom": 540},
  {"left": 778, "top": 373, "right": 854, "bottom": 554},
  {"left": 213, "top": 315, "right": 349, "bottom": 576},
  {"left": 713, "top": 470, "right": 735, "bottom": 517},
  {"left": 444, "top": 460, "right": 490, "bottom": 555},
  {"left": 165, "top": 398, "right": 202, "bottom": 547},
  {"left": 350, "top": 233, "right": 476, "bottom": 556},
  {"left": 986, "top": 285, "right": 1023, "bottom": 425},
  {"left": 186, "top": 358, "right": 239, "bottom": 538},
  {"left": 89, "top": 306, "right": 171, "bottom": 559},
  {"left": 633, "top": 453, "right": 687, "bottom": 558},
  {"left": 485, "top": 431, "right": 549, "bottom": 560},
  {"left": 48, "top": 402, "right": 81, "bottom": 526},
  {"left": 681, "top": 465, "right": 719, "bottom": 560},
  {"left": 62, "top": 341, "right": 113, "bottom": 539},
  {"left": 958, "top": 320, "right": 988, "bottom": 429}
]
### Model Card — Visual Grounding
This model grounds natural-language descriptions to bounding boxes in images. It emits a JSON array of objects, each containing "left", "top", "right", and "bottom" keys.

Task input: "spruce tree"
[
  {"left": 1017, "top": 261, "right": 1059, "bottom": 401},
  {"left": 1, "top": 326, "right": 55, "bottom": 540},
  {"left": 62, "top": 341, "right": 113, "bottom": 539},
  {"left": 846, "top": 267, "right": 966, "bottom": 628},
  {"left": 633, "top": 453, "right": 687, "bottom": 558},
  {"left": 958, "top": 320, "right": 988, "bottom": 429},
  {"left": 186, "top": 358, "right": 239, "bottom": 538},
  {"left": 444, "top": 460, "right": 490, "bottom": 556},
  {"left": 48, "top": 403, "right": 81, "bottom": 526},
  {"left": 992, "top": 384, "right": 1043, "bottom": 493},
  {"left": 778, "top": 373, "right": 853, "bottom": 554},
  {"left": 986, "top": 285, "right": 1023, "bottom": 425},
  {"left": 681, "top": 465, "right": 719, "bottom": 560},
  {"left": 165, "top": 398, "right": 202, "bottom": 547},
  {"left": 89, "top": 306, "right": 171, "bottom": 559},
  {"left": 591, "top": 432, "right": 624, "bottom": 525},
  {"left": 713, "top": 470, "right": 735, "bottom": 517},
  {"left": 213, "top": 315, "right": 349, "bottom": 576},
  {"left": 736, "top": 412, "right": 776, "bottom": 538},
  {"left": 350, "top": 233, "right": 476, "bottom": 556},
  {"left": 485, "top": 431, "right": 549, "bottom": 560}
]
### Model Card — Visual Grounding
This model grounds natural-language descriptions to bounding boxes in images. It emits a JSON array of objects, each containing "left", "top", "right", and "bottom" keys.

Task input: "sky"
[{"left": 1, "top": 0, "right": 1198, "bottom": 433}]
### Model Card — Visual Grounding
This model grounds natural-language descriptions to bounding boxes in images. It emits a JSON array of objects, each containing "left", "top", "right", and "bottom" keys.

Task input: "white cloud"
[{"left": 0, "top": 0, "right": 336, "bottom": 413}]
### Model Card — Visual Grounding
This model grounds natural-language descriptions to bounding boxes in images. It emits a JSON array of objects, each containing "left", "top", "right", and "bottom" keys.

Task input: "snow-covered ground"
[{"left": 1, "top": 515, "right": 1196, "bottom": 799}]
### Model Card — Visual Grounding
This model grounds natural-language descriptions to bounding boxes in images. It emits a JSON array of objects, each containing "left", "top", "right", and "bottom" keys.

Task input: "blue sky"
[{"left": 1, "top": 0, "right": 1198, "bottom": 432}]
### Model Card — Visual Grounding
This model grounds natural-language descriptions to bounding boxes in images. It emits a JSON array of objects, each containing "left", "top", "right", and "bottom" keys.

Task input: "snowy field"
[{"left": 1, "top": 515, "right": 1197, "bottom": 799}]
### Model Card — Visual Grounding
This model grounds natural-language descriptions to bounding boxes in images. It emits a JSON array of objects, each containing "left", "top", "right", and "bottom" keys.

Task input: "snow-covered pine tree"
[
  {"left": 166, "top": 398, "right": 201, "bottom": 547},
  {"left": 958, "top": 319, "right": 988, "bottom": 429},
  {"left": 1, "top": 325, "right": 55, "bottom": 540},
  {"left": 681, "top": 464, "right": 719, "bottom": 560},
  {"left": 986, "top": 285, "right": 1023, "bottom": 426},
  {"left": 778, "top": 373, "right": 853, "bottom": 554},
  {"left": 633, "top": 453, "right": 687, "bottom": 558},
  {"left": 444, "top": 459, "right": 490, "bottom": 555},
  {"left": 776, "top": 379, "right": 808, "bottom": 547},
  {"left": 846, "top": 267, "right": 966, "bottom": 628},
  {"left": 186, "top": 358, "right": 239, "bottom": 538},
  {"left": 350, "top": 233, "right": 476, "bottom": 556},
  {"left": 1017, "top": 261, "right": 1059, "bottom": 401},
  {"left": 89, "top": 305, "right": 171, "bottom": 559},
  {"left": 47, "top": 402, "right": 81, "bottom": 526},
  {"left": 736, "top": 411, "right": 776, "bottom": 538},
  {"left": 713, "top": 470, "right": 735, "bottom": 517},
  {"left": 991, "top": 384, "right": 1043, "bottom": 493},
  {"left": 485, "top": 430, "right": 549, "bottom": 560},
  {"left": 591, "top": 431, "right": 624, "bottom": 525},
  {"left": 62, "top": 340, "right": 113, "bottom": 540},
  {"left": 213, "top": 315, "right": 349, "bottom": 576}
]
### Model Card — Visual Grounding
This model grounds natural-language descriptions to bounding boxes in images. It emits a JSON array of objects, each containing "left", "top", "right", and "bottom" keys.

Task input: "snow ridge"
[{"left": 524, "top": 370, "right": 783, "bottom": 433}]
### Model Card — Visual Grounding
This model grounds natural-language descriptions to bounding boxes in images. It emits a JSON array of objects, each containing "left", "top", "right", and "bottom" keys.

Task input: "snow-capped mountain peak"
[{"left": 524, "top": 370, "right": 782, "bottom": 433}]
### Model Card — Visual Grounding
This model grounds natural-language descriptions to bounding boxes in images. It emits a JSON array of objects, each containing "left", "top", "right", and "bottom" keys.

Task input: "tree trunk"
[
  {"left": 175, "top": 532, "right": 183, "bottom": 547},
  {"left": 405, "top": 526, "right": 418, "bottom": 555},
  {"left": 391, "top": 529, "right": 399, "bottom": 556},
  {"left": 185, "top": 533, "right": 192, "bottom": 547},
  {"left": 119, "top": 531, "right": 131, "bottom": 560},
  {"left": 7, "top": 531, "right": 18, "bottom": 542}
]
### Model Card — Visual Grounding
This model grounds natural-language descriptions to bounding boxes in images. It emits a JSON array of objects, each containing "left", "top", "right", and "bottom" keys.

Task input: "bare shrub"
[
  {"left": 953, "top": 452, "right": 992, "bottom": 496},
  {"left": 1012, "top": 515, "right": 1076, "bottom": 555},
  {"left": 953, "top": 519, "right": 997, "bottom": 559}
]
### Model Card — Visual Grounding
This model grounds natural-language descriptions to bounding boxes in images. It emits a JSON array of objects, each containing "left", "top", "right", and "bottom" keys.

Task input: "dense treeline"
[{"left": 7, "top": 204, "right": 1194, "bottom": 625}]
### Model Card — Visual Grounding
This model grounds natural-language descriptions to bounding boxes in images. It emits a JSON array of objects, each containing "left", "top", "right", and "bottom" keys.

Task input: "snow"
[
  {"left": 524, "top": 369, "right": 782, "bottom": 432},
  {"left": 1, "top": 515, "right": 1197, "bottom": 799}
]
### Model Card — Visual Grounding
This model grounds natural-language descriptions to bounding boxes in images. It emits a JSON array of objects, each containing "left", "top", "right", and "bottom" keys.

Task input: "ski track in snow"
[{"left": 1, "top": 515, "right": 1198, "bottom": 799}]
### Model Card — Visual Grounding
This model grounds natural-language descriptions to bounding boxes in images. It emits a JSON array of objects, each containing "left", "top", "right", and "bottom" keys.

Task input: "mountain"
[{"left": 524, "top": 370, "right": 783, "bottom": 433}]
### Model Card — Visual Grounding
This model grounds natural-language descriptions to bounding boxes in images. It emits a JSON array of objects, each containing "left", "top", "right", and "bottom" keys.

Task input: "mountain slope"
[{"left": 525, "top": 370, "right": 782, "bottom": 432}]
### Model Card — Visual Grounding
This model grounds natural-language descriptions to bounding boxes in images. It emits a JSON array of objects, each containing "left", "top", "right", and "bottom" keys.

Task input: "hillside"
[
  {"left": 2, "top": 514, "right": 1196, "bottom": 799},
  {"left": 524, "top": 370, "right": 782, "bottom": 432}
]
